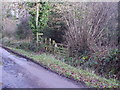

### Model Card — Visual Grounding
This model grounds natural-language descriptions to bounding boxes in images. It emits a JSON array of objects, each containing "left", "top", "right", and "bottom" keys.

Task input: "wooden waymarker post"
[{"left": 36, "top": 32, "right": 43, "bottom": 44}]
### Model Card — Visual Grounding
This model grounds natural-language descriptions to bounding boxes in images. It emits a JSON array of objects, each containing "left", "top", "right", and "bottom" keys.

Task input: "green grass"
[{"left": 8, "top": 47, "right": 120, "bottom": 88}]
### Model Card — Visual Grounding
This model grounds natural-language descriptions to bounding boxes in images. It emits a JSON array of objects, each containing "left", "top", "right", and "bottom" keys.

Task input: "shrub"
[
  {"left": 15, "top": 18, "right": 31, "bottom": 39},
  {"left": 81, "top": 49, "right": 120, "bottom": 80}
]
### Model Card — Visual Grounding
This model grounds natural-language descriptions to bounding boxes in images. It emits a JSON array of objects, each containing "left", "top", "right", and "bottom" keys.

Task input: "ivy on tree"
[{"left": 28, "top": 2, "right": 51, "bottom": 41}]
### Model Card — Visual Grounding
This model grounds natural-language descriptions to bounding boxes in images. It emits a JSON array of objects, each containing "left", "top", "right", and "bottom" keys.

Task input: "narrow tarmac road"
[{"left": 0, "top": 47, "right": 86, "bottom": 88}]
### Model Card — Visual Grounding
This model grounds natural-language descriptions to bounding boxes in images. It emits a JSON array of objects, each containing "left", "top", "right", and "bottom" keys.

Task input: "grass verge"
[{"left": 6, "top": 47, "right": 120, "bottom": 88}]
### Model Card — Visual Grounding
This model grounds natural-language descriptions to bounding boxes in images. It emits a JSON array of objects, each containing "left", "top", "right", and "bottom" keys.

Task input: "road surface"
[{"left": 0, "top": 47, "right": 86, "bottom": 88}]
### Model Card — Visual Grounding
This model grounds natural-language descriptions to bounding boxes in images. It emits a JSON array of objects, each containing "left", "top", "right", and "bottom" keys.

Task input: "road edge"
[{"left": 1, "top": 46, "right": 88, "bottom": 88}]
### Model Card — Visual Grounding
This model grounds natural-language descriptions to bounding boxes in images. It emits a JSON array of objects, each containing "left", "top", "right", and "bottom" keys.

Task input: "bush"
[
  {"left": 28, "top": 41, "right": 46, "bottom": 52},
  {"left": 10, "top": 41, "right": 46, "bottom": 53},
  {"left": 15, "top": 18, "right": 31, "bottom": 39},
  {"left": 1, "top": 37, "right": 13, "bottom": 46},
  {"left": 62, "top": 48, "right": 119, "bottom": 80},
  {"left": 81, "top": 49, "right": 120, "bottom": 80}
]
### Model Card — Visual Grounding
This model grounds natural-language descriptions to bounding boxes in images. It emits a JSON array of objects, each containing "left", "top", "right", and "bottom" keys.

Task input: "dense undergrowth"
[
  {"left": 63, "top": 49, "right": 120, "bottom": 80},
  {"left": 2, "top": 38, "right": 120, "bottom": 81}
]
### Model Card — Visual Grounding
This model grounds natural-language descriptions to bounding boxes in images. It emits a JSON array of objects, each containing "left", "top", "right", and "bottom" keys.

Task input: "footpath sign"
[{"left": 36, "top": 32, "right": 43, "bottom": 43}]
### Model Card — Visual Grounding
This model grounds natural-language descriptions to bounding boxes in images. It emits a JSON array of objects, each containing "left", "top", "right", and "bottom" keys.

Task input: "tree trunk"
[{"left": 36, "top": 2, "right": 40, "bottom": 44}]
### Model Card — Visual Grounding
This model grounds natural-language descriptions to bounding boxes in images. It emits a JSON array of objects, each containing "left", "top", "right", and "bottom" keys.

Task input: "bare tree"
[
  {"left": 2, "top": 2, "right": 30, "bottom": 38},
  {"left": 62, "top": 2, "right": 118, "bottom": 56}
]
